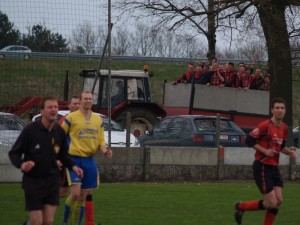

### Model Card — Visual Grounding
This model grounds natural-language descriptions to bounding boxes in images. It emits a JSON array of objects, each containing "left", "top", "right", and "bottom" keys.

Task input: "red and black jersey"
[
  {"left": 223, "top": 70, "right": 237, "bottom": 87},
  {"left": 176, "top": 71, "right": 194, "bottom": 83},
  {"left": 194, "top": 71, "right": 203, "bottom": 79},
  {"left": 239, "top": 74, "right": 250, "bottom": 88},
  {"left": 249, "top": 119, "right": 288, "bottom": 166},
  {"left": 210, "top": 71, "right": 223, "bottom": 86},
  {"left": 249, "top": 75, "right": 263, "bottom": 90}
]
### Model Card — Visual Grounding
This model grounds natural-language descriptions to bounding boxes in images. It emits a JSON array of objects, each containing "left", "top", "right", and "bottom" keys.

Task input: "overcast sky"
[
  {"left": 0, "top": 0, "right": 108, "bottom": 39},
  {"left": 1, "top": 0, "right": 233, "bottom": 51}
]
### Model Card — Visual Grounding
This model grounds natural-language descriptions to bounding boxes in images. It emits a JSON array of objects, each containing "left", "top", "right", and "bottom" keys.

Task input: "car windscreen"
[
  {"left": 101, "top": 117, "right": 124, "bottom": 131},
  {"left": 0, "top": 115, "right": 26, "bottom": 131},
  {"left": 194, "top": 119, "right": 236, "bottom": 132}
]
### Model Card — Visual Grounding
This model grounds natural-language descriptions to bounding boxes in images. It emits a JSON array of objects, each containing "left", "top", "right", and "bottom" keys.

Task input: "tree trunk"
[
  {"left": 207, "top": 0, "right": 216, "bottom": 61},
  {"left": 256, "top": 1, "right": 293, "bottom": 127}
]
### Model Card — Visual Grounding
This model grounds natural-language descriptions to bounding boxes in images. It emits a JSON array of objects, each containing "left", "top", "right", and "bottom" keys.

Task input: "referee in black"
[{"left": 9, "top": 96, "right": 83, "bottom": 225}]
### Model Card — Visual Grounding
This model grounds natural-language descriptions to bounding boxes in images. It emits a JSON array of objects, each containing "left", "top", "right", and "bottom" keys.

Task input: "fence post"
[
  {"left": 218, "top": 145, "right": 224, "bottom": 180},
  {"left": 215, "top": 113, "right": 220, "bottom": 148},
  {"left": 126, "top": 111, "right": 131, "bottom": 147},
  {"left": 289, "top": 147, "right": 296, "bottom": 181},
  {"left": 143, "top": 146, "right": 150, "bottom": 181}
]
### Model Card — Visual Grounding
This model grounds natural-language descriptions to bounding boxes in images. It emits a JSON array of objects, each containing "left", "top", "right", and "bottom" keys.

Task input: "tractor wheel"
[{"left": 115, "top": 108, "right": 159, "bottom": 137}]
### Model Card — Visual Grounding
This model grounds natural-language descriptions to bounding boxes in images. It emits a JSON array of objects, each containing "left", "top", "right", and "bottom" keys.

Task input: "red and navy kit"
[
  {"left": 210, "top": 71, "right": 223, "bottom": 86},
  {"left": 249, "top": 75, "right": 263, "bottom": 90},
  {"left": 223, "top": 70, "right": 238, "bottom": 87},
  {"left": 239, "top": 74, "right": 250, "bottom": 88},
  {"left": 247, "top": 119, "right": 288, "bottom": 166},
  {"left": 176, "top": 71, "right": 194, "bottom": 83}
]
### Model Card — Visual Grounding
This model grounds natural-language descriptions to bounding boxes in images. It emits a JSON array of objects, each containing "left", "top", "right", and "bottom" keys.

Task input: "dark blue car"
[{"left": 138, "top": 115, "right": 246, "bottom": 147}]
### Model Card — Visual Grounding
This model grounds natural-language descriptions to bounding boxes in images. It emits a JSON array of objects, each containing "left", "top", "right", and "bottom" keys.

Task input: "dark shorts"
[
  {"left": 253, "top": 160, "right": 283, "bottom": 194},
  {"left": 60, "top": 168, "right": 69, "bottom": 188},
  {"left": 22, "top": 173, "right": 60, "bottom": 211}
]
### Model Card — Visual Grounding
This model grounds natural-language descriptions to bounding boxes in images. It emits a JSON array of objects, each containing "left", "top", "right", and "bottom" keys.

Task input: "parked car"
[
  {"left": 138, "top": 115, "right": 246, "bottom": 147},
  {"left": 0, "top": 112, "right": 26, "bottom": 147},
  {"left": 293, "top": 126, "right": 299, "bottom": 147},
  {"left": 0, "top": 45, "right": 32, "bottom": 59},
  {"left": 31, "top": 111, "right": 140, "bottom": 147}
]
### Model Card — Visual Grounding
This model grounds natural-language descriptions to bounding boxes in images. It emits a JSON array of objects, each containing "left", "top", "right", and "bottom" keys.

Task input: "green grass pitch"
[{"left": 1, "top": 182, "right": 299, "bottom": 225}]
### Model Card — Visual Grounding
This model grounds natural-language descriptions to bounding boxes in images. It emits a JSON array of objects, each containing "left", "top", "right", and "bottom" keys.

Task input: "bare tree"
[
  {"left": 129, "top": 22, "right": 155, "bottom": 56},
  {"left": 112, "top": 28, "right": 131, "bottom": 55},
  {"left": 114, "top": 0, "right": 219, "bottom": 61},
  {"left": 71, "top": 21, "right": 97, "bottom": 54},
  {"left": 115, "top": 0, "right": 300, "bottom": 129}
]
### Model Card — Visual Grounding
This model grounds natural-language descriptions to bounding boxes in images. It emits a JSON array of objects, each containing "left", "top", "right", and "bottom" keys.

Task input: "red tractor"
[{"left": 80, "top": 69, "right": 166, "bottom": 137}]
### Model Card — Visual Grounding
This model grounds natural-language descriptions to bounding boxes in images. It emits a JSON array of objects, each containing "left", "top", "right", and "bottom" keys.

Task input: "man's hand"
[
  {"left": 72, "top": 166, "right": 84, "bottom": 178},
  {"left": 57, "top": 160, "right": 63, "bottom": 170},
  {"left": 104, "top": 149, "right": 113, "bottom": 158},
  {"left": 21, "top": 161, "right": 35, "bottom": 172},
  {"left": 288, "top": 147, "right": 297, "bottom": 159},
  {"left": 263, "top": 148, "right": 278, "bottom": 157}
]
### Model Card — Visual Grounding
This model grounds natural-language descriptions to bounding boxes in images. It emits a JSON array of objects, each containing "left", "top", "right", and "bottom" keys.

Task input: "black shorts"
[
  {"left": 22, "top": 173, "right": 60, "bottom": 211},
  {"left": 252, "top": 160, "right": 283, "bottom": 194},
  {"left": 60, "top": 168, "right": 69, "bottom": 188}
]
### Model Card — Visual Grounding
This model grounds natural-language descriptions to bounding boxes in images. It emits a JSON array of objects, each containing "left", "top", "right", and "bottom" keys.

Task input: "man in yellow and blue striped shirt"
[{"left": 61, "top": 91, "right": 112, "bottom": 225}]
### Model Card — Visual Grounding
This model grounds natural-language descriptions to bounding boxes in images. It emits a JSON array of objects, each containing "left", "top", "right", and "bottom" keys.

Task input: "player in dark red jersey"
[{"left": 235, "top": 97, "right": 297, "bottom": 225}]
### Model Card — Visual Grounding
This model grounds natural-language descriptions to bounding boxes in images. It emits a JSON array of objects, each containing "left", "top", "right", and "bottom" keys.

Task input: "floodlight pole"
[{"left": 107, "top": 0, "right": 112, "bottom": 147}]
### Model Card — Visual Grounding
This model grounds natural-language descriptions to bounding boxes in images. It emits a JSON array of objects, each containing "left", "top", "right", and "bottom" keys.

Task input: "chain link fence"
[{"left": 1, "top": 0, "right": 300, "bottom": 148}]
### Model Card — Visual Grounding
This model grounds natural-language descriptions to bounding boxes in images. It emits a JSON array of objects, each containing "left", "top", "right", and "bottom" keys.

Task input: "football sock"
[
  {"left": 85, "top": 194, "right": 95, "bottom": 225},
  {"left": 238, "top": 200, "right": 264, "bottom": 211},
  {"left": 62, "top": 195, "right": 75, "bottom": 224},
  {"left": 263, "top": 208, "right": 278, "bottom": 225},
  {"left": 73, "top": 200, "right": 85, "bottom": 225}
]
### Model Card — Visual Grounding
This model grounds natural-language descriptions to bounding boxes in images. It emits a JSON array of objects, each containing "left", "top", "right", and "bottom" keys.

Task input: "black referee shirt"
[{"left": 9, "top": 120, "right": 75, "bottom": 177}]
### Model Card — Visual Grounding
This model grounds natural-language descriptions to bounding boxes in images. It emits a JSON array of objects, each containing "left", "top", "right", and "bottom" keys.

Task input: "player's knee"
[
  {"left": 43, "top": 218, "right": 54, "bottom": 225},
  {"left": 266, "top": 199, "right": 279, "bottom": 208},
  {"left": 71, "top": 192, "right": 81, "bottom": 200},
  {"left": 29, "top": 218, "right": 43, "bottom": 225},
  {"left": 276, "top": 198, "right": 283, "bottom": 207}
]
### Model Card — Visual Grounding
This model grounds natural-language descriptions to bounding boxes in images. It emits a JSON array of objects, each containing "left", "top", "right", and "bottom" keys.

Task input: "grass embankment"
[
  {"left": 1, "top": 57, "right": 300, "bottom": 123},
  {"left": 0, "top": 57, "right": 186, "bottom": 106}
]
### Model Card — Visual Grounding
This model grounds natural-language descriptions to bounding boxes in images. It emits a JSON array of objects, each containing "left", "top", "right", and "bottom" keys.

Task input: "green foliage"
[
  {"left": 74, "top": 46, "right": 86, "bottom": 54},
  {"left": 1, "top": 182, "right": 300, "bottom": 225},
  {"left": 22, "top": 24, "right": 68, "bottom": 52},
  {"left": 0, "top": 11, "right": 21, "bottom": 48}
]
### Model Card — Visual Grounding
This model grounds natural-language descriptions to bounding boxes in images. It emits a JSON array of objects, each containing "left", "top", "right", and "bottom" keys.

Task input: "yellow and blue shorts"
[{"left": 67, "top": 156, "right": 99, "bottom": 189}]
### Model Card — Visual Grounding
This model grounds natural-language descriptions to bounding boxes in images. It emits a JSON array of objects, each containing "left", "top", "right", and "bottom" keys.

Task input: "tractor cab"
[{"left": 80, "top": 69, "right": 152, "bottom": 108}]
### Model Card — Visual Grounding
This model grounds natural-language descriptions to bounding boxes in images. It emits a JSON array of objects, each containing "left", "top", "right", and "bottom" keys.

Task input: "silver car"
[
  {"left": 0, "top": 45, "right": 32, "bottom": 59},
  {"left": 0, "top": 112, "right": 26, "bottom": 146}
]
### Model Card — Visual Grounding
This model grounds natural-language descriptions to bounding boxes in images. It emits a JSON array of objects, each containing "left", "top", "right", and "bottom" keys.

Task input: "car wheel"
[
  {"left": 24, "top": 55, "right": 30, "bottom": 59},
  {"left": 0, "top": 54, "right": 5, "bottom": 58}
]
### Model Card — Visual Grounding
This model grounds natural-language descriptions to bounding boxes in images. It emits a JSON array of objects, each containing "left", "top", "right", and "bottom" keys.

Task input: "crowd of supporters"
[{"left": 172, "top": 60, "right": 270, "bottom": 91}]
